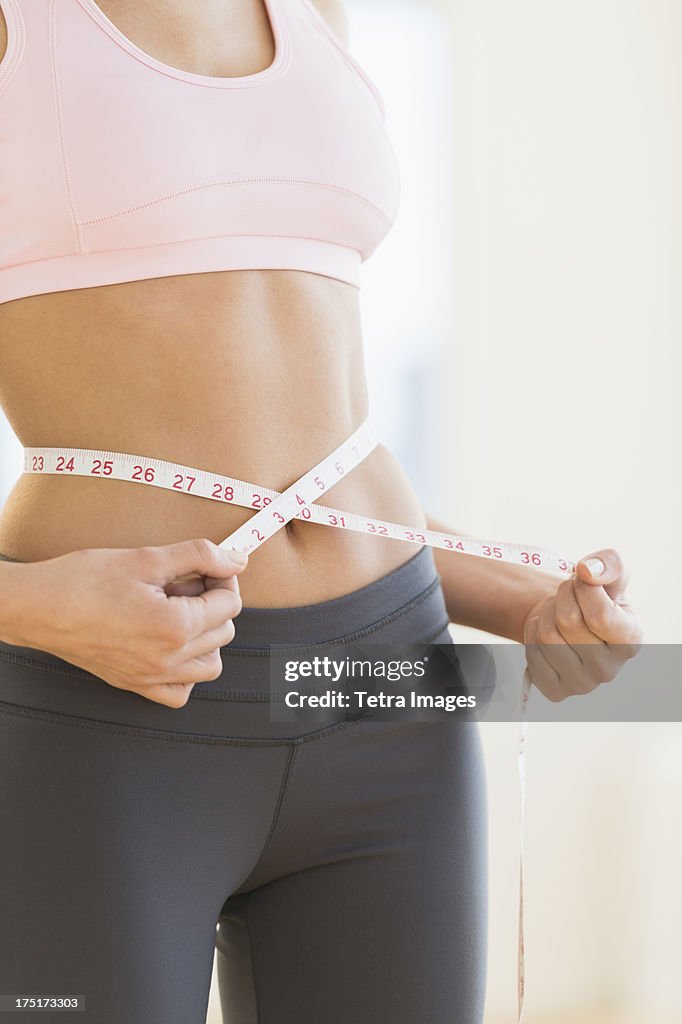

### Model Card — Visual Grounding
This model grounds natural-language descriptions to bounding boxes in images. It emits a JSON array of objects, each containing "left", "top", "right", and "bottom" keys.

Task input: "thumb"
[
  {"left": 155, "top": 537, "right": 248, "bottom": 582},
  {"left": 574, "top": 547, "right": 630, "bottom": 604}
]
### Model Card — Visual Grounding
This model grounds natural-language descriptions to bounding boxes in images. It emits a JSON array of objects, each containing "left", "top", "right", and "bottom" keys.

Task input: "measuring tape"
[
  {"left": 24, "top": 418, "right": 576, "bottom": 1023},
  {"left": 23, "top": 419, "right": 575, "bottom": 572}
]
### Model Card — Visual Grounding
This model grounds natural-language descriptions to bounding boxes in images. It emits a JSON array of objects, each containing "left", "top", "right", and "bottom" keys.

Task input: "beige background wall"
[
  {"left": 440, "top": 0, "right": 680, "bottom": 646},
  {"left": 433, "top": 0, "right": 682, "bottom": 1021}
]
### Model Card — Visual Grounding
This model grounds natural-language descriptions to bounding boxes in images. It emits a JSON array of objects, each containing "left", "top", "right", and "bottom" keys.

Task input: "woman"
[{"left": 0, "top": 1, "right": 641, "bottom": 1022}]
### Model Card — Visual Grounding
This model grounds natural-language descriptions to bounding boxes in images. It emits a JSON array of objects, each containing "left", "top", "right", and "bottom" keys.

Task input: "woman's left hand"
[{"left": 523, "top": 548, "right": 643, "bottom": 702}]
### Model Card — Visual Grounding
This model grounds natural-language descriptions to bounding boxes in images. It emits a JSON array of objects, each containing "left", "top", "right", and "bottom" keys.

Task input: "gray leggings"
[{"left": 0, "top": 546, "right": 487, "bottom": 1024}]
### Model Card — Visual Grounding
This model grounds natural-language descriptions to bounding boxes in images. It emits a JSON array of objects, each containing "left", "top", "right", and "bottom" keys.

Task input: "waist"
[{"left": 0, "top": 433, "right": 429, "bottom": 605}]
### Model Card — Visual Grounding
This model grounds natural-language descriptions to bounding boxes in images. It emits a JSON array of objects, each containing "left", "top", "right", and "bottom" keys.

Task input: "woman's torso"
[{"left": 0, "top": 0, "right": 427, "bottom": 607}]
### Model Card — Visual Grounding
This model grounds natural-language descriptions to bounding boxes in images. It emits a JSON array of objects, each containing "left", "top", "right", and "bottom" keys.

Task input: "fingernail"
[
  {"left": 227, "top": 549, "right": 248, "bottom": 566},
  {"left": 583, "top": 557, "right": 605, "bottom": 578}
]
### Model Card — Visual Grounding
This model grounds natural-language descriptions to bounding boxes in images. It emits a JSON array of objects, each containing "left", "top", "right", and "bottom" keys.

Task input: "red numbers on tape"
[
  {"left": 443, "top": 539, "right": 465, "bottom": 551},
  {"left": 173, "top": 474, "right": 196, "bottom": 492},
  {"left": 21, "top": 431, "right": 575, "bottom": 577}
]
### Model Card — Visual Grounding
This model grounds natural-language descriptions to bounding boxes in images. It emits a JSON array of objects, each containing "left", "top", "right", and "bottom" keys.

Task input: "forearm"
[
  {"left": 0, "top": 560, "right": 42, "bottom": 647},
  {"left": 426, "top": 513, "right": 561, "bottom": 643}
]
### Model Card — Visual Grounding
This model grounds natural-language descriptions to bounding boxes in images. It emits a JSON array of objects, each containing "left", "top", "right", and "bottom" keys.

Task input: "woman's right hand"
[{"left": 10, "top": 538, "right": 248, "bottom": 708}]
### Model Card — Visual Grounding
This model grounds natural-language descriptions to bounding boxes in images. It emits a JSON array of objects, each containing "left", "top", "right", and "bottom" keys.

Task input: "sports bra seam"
[
  {"left": 0, "top": 0, "right": 26, "bottom": 99},
  {"left": 78, "top": 177, "right": 393, "bottom": 228},
  {"left": 49, "top": 0, "right": 86, "bottom": 255}
]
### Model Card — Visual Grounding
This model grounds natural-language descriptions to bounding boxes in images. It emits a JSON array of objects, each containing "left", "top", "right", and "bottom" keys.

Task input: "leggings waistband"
[
  {"left": 0, "top": 545, "right": 454, "bottom": 737},
  {"left": 0, "top": 543, "right": 450, "bottom": 684},
  {"left": 0, "top": 545, "right": 441, "bottom": 648}
]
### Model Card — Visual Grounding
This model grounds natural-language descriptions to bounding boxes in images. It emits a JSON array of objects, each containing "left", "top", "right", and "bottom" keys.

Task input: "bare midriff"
[{"left": 0, "top": 269, "right": 428, "bottom": 606}]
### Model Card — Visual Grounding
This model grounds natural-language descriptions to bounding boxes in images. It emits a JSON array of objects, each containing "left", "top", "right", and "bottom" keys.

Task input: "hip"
[{"left": 0, "top": 544, "right": 460, "bottom": 742}]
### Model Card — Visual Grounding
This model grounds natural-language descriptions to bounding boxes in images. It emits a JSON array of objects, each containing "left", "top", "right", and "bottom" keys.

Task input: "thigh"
[
  {"left": 216, "top": 718, "right": 488, "bottom": 1024},
  {"left": 0, "top": 698, "right": 285, "bottom": 1024}
]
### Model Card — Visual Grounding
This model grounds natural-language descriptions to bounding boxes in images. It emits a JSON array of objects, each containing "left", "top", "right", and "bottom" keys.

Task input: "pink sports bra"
[{"left": 0, "top": 0, "right": 401, "bottom": 305}]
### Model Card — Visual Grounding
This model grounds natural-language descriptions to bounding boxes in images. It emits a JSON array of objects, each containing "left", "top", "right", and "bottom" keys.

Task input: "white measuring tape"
[
  {"left": 23, "top": 419, "right": 575, "bottom": 571},
  {"left": 24, "top": 417, "right": 576, "bottom": 1023}
]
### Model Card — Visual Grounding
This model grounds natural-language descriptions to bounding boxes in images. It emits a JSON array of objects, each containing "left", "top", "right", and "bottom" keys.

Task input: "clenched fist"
[{"left": 522, "top": 548, "right": 642, "bottom": 702}]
